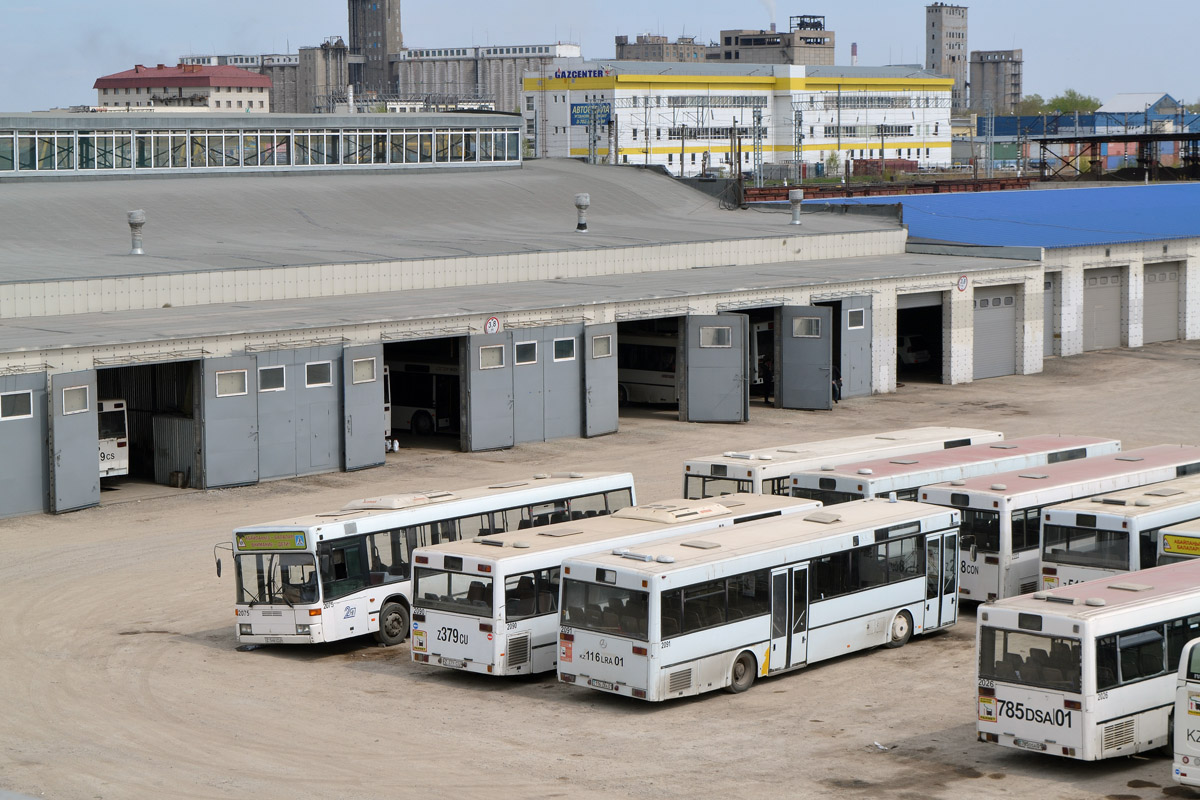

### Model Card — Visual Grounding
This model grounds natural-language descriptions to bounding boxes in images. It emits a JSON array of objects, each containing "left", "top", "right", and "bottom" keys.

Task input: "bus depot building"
[{"left": 1, "top": 122, "right": 1197, "bottom": 518}]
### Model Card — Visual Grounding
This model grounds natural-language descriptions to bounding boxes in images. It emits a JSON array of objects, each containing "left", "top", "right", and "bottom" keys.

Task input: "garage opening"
[
  {"left": 97, "top": 361, "right": 200, "bottom": 492},
  {"left": 384, "top": 337, "right": 462, "bottom": 442},
  {"left": 616, "top": 318, "right": 680, "bottom": 411},
  {"left": 896, "top": 292, "right": 944, "bottom": 384}
]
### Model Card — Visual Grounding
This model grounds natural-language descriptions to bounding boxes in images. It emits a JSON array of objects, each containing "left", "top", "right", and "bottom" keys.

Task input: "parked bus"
[
  {"left": 682, "top": 426, "right": 1004, "bottom": 499},
  {"left": 222, "top": 472, "right": 635, "bottom": 648},
  {"left": 409, "top": 493, "right": 822, "bottom": 676},
  {"left": 1160, "top": 520, "right": 1200, "bottom": 566},
  {"left": 791, "top": 435, "right": 1120, "bottom": 505},
  {"left": 977, "top": 559, "right": 1200, "bottom": 760},
  {"left": 387, "top": 360, "right": 459, "bottom": 435},
  {"left": 1173, "top": 637, "right": 1200, "bottom": 785},
  {"left": 1041, "top": 473, "right": 1200, "bottom": 589},
  {"left": 558, "top": 498, "right": 960, "bottom": 701},
  {"left": 98, "top": 399, "right": 129, "bottom": 478},
  {"left": 920, "top": 445, "right": 1200, "bottom": 602},
  {"left": 617, "top": 333, "right": 677, "bottom": 406}
]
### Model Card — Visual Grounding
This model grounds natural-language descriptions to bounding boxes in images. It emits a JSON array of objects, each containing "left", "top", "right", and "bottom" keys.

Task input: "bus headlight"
[
  {"left": 239, "top": 624, "right": 252, "bottom": 635},
  {"left": 296, "top": 624, "right": 311, "bottom": 635}
]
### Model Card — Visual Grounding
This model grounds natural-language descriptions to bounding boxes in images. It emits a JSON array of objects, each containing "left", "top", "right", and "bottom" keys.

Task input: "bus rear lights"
[
  {"left": 478, "top": 564, "right": 492, "bottom": 573},
  {"left": 978, "top": 687, "right": 995, "bottom": 697},
  {"left": 560, "top": 672, "right": 576, "bottom": 683},
  {"left": 414, "top": 653, "right": 429, "bottom": 663},
  {"left": 1183, "top": 755, "right": 1190, "bottom": 765},
  {"left": 117, "top": 441, "right": 127, "bottom": 447},
  {"left": 479, "top": 622, "right": 493, "bottom": 632},
  {"left": 632, "top": 646, "right": 647, "bottom": 656},
  {"left": 296, "top": 624, "right": 310, "bottom": 635},
  {"left": 985, "top": 556, "right": 999, "bottom": 565},
  {"left": 1042, "top": 567, "right": 1058, "bottom": 576},
  {"left": 239, "top": 624, "right": 252, "bottom": 635},
  {"left": 1063, "top": 699, "right": 1082, "bottom": 710},
  {"left": 560, "top": 633, "right": 574, "bottom": 642},
  {"left": 1061, "top": 747, "right": 1076, "bottom": 757},
  {"left": 632, "top": 688, "right": 647, "bottom": 699},
  {"left": 308, "top": 608, "right": 322, "bottom": 616},
  {"left": 979, "top": 732, "right": 998, "bottom": 743},
  {"left": 415, "top": 555, "right": 429, "bottom": 564},
  {"left": 487, "top": 665, "right": 494, "bottom": 673},
  {"left": 564, "top": 566, "right": 571, "bottom": 575}
]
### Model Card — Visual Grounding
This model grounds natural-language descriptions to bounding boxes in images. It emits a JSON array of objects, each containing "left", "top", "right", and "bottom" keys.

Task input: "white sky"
[{"left": 4, "top": 0, "right": 1195, "bottom": 111}]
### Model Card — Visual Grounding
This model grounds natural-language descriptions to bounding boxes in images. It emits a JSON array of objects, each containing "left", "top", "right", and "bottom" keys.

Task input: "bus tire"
[
  {"left": 618, "top": 385, "right": 629, "bottom": 407},
  {"left": 1160, "top": 711, "right": 1175, "bottom": 756},
  {"left": 726, "top": 651, "right": 757, "bottom": 693},
  {"left": 374, "top": 601, "right": 409, "bottom": 646},
  {"left": 885, "top": 610, "right": 913, "bottom": 648},
  {"left": 411, "top": 412, "right": 434, "bottom": 436}
]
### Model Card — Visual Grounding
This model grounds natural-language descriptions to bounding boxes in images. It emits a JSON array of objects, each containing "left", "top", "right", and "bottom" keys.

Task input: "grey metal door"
[
  {"left": 463, "top": 332, "right": 515, "bottom": 451},
  {"left": 1143, "top": 264, "right": 1181, "bottom": 344},
  {"left": 680, "top": 314, "right": 748, "bottom": 423},
  {"left": 840, "top": 296, "right": 872, "bottom": 399},
  {"left": 973, "top": 288, "right": 1018, "bottom": 380},
  {"left": 513, "top": 332, "right": 544, "bottom": 444},
  {"left": 542, "top": 324, "right": 583, "bottom": 441},
  {"left": 1083, "top": 268, "right": 1122, "bottom": 351},
  {"left": 49, "top": 369, "right": 100, "bottom": 513},
  {"left": 200, "top": 356, "right": 259, "bottom": 488},
  {"left": 583, "top": 323, "right": 618, "bottom": 437},
  {"left": 0, "top": 372, "right": 50, "bottom": 518},
  {"left": 343, "top": 344, "right": 386, "bottom": 471},
  {"left": 777, "top": 305, "right": 832, "bottom": 410}
]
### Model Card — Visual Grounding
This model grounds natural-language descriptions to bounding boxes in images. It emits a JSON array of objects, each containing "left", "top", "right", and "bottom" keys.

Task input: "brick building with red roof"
[{"left": 94, "top": 63, "right": 273, "bottom": 111}]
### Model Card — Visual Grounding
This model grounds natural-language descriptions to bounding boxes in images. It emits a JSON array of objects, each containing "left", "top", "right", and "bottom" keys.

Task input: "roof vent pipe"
[
  {"left": 127, "top": 210, "right": 145, "bottom": 255},
  {"left": 574, "top": 193, "right": 590, "bottom": 233},
  {"left": 789, "top": 189, "right": 804, "bottom": 225}
]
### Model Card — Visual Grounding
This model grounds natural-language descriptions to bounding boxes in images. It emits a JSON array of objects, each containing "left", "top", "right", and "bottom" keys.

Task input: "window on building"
[
  {"left": 216, "top": 370, "right": 248, "bottom": 397},
  {"left": 305, "top": 362, "right": 333, "bottom": 388}
]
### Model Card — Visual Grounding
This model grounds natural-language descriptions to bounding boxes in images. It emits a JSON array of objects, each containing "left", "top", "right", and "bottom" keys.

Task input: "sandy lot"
[{"left": 4, "top": 341, "right": 1200, "bottom": 800}]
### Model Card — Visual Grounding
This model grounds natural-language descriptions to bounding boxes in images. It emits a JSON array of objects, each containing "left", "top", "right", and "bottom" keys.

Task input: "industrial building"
[
  {"left": 708, "top": 17, "right": 835, "bottom": 65},
  {"left": 926, "top": 3, "right": 968, "bottom": 110},
  {"left": 93, "top": 64, "right": 273, "bottom": 111},
  {"left": 523, "top": 61, "right": 953, "bottom": 175},
  {"left": 969, "top": 49, "right": 1022, "bottom": 115},
  {"left": 394, "top": 44, "right": 580, "bottom": 115},
  {"left": 614, "top": 35, "right": 706, "bottom": 63}
]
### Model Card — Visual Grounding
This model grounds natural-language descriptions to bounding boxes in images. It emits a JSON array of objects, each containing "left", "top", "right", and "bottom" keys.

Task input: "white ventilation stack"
[
  {"left": 574, "top": 193, "right": 590, "bottom": 233},
  {"left": 127, "top": 210, "right": 145, "bottom": 255},
  {"left": 788, "top": 189, "right": 804, "bottom": 225}
]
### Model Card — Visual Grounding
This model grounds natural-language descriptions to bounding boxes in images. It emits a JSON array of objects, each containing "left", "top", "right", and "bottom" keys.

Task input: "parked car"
[{"left": 898, "top": 335, "right": 932, "bottom": 366}]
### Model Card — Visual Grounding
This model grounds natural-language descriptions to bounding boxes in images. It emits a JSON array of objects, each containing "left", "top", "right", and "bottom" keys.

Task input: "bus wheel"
[
  {"left": 726, "top": 651, "right": 757, "bottom": 693},
  {"left": 374, "top": 602, "right": 409, "bottom": 646},
  {"left": 885, "top": 611, "right": 912, "bottom": 648},
  {"left": 618, "top": 385, "right": 629, "bottom": 407},
  {"left": 411, "top": 412, "right": 434, "bottom": 436}
]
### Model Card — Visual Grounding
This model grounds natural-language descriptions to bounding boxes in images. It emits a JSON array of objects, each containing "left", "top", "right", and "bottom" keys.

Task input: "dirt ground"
[{"left": 4, "top": 341, "right": 1200, "bottom": 800}]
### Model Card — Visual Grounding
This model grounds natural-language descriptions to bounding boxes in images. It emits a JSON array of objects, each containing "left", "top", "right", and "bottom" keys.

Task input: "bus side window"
[
  {"left": 605, "top": 488, "right": 633, "bottom": 513},
  {"left": 569, "top": 493, "right": 606, "bottom": 519}
]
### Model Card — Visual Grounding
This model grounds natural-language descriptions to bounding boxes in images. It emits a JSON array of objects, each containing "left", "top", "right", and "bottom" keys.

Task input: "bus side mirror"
[
  {"left": 320, "top": 554, "right": 331, "bottom": 576},
  {"left": 215, "top": 558, "right": 222, "bottom": 578},
  {"left": 970, "top": 545, "right": 978, "bottom": 561}
]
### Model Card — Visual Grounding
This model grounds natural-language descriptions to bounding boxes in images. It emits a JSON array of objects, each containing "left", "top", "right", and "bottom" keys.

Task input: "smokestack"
[
  {"left": 770, "top": 22, "right": 776, "bottom": 33},
  {"left": 127, "top": 210, "right": 145, "bottom": 255},
  {"left": 852, "top": 43, "right": 858, "bottom": 66}
]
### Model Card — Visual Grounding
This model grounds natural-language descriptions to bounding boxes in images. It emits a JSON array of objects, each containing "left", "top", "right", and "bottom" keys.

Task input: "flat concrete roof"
[
  {"left": 0, "top": 251, "right": 1035, "bottom": 355},
  {"left": 0, "top": 159, "right": 894, "bottom": 283}
]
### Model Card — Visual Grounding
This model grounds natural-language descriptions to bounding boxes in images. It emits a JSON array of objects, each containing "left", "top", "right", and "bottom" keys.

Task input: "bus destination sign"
[
  {"left": 1162, "top": 534, "right": 1200, "bottom": 557},
  {"left": 236, "top": 531, "right": 307, "bottom": 551}
]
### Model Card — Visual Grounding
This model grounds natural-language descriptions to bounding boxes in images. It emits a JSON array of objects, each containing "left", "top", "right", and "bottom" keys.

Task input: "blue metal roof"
[{"left": 815, "top": 184, "right": 1200, "bottom": 248}]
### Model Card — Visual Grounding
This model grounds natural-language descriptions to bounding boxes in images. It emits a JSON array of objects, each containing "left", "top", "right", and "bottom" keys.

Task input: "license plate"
[
  {"left": 1013, "top": 738, "right": 1046, "bottom": 752},
  {"left": 589, "top": 678, "right": 615, "bottom": 691},
  {"left": 440, "top": 657, "right": 465, "bottom": 669},
  {"left": 265, "top": 637, "right": 283, "bottom": 644}
]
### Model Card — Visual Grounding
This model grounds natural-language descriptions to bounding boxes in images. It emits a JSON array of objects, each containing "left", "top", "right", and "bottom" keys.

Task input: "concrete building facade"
[
  {"left": 300, "top": 39, "right": 352, "bottom": 113},
  {"left": 707, "top": 18, "right": 835, "bottom": 65},
  {"left": 347, "top": 0, "right": 403, "bottom": 94},
  {"left": 94, "top": 64, "right": 272, "bottom": 111},
  {"left": 614, "top": 35, "right": 706, "bottom": 62},
  {"left": 926, "top": 3, "right": 968, "bottom": 110},
  {"left": 524, "top": 61, "right": 953, "bottom": 176},
  {"left": 970, "top": 49, "right": 1022, "bottom": 115}
]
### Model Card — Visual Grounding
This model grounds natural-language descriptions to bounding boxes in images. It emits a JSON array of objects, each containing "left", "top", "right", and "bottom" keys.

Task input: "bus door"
[
  {"left": 924, "top": 532, "right": 959, "bottom": 629},
  {"left": 769, "top": 565, "right": 809, "bottom": 672}
]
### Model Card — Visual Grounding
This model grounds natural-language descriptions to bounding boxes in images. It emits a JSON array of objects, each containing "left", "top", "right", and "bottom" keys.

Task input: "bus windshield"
[
  {"left": 98, "top": 410, "right": 127, "bottom": 439},
  {"left": 961, "top": 508, "right": 1001, "bottom": 552},
  {"left": 236, "top": 552, "right": 318, "bottom": 606},
  {"left": 414, "top": 568, "right": 494, "bottom": 618},
  {"left": 979, "top": 626, "right": 1081, "bottom": 693},
  {"left": 1042, "top": 524, "right": 1130, "bottom": 570},
  {"left": 561, "top": 579, "right": 649, "bottom": 641}
]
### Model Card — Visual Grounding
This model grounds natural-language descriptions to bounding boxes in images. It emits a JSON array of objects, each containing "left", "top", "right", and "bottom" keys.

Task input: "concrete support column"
[
  {"left": 1184, "top": 250, "right": 1200, "bottom": 341},
  {"left": 1016, "top": 277, "right": 1043, "bottom": 375},
  {"left": 874, "top": 292, "right": 898, "bottom": 394},
  {"left": 1124, "top": 256, "right": 1144, "bottom": 348},
  {"left": 1058, "top": 266, "right": 1085, "bottom": 356},
  {"left": 945, "top": 286, "right": 974, "bottom": 384}
]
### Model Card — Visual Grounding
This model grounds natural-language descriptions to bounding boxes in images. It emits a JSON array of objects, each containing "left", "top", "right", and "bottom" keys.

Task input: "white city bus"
[
  {"left": 409, "top": 493, "right": 822, "bottom": 676},
  {"left": 977, "top": 559, "right": 1200, "bottom": 760},
  {"left": 1172, "top": 638, "right": 1200, "bottom": 786},
  {"left": 97, "top": 399, "right": 129, "bottom": 477},
  {"left": 224, "top": 472, "right": 635, "bottom": 647},
  {"left": 617, "top": 333, "right": 677, "bottom": 406},
  {"left": 1160, "top": 520, "right": 1200, "bottom": 566},
  {"left": 791, "top": 434, "right": 1120, "bottom": 505},
  {"left": 558, "top": 498, "right": 960, "bottom": 701},
  {"left": 920, "top": 445, "right": 1200, "bottom": 603},
  {"left": 388, "top": 361, "right": 459, "bottom": 435},
  {"left": 1041, "top": 473, "right": 1200, "bottom": 590},
  {"left": 682, "top": 426, "right": 1004, "bottom": 499}
]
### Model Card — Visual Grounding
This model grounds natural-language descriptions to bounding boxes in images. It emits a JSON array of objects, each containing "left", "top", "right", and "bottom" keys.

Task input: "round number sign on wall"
[{"left": 484, "top": 316, "right": 500, "bottom": 334}]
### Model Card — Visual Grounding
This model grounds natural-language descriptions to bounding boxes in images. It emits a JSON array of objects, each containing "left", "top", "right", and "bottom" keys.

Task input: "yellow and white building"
[{"left": 522, "top": 61, "right": 953, "bottom": 176}]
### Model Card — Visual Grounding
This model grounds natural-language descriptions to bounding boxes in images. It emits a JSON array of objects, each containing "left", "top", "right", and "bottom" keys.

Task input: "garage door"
[
  {"left": 1143, "top": 263, "right": 1181, "bottom": 344},
  {"left": 1083, "top": 268, "right": 1122, "bottom": 351},
  {"left": 973, "top": 287, "right": 1017, "bottom": 380}
]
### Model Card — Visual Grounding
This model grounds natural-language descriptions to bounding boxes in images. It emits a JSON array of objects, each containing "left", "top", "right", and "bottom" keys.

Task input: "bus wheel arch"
[
  {"left": 885, "top": 610, "right": 913, "bottom": 648},
  {"left": 411, "top": 411, "right": 434, "bottom": 436},
  {"left": 617, "top": 384, "right": 629, "bottom": 407},
  {"left": 726, "top": 650, "right": 758, "bottom": 693},
  {"left": 374, "top": 597, "right": 410, "bottom": 646}
]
